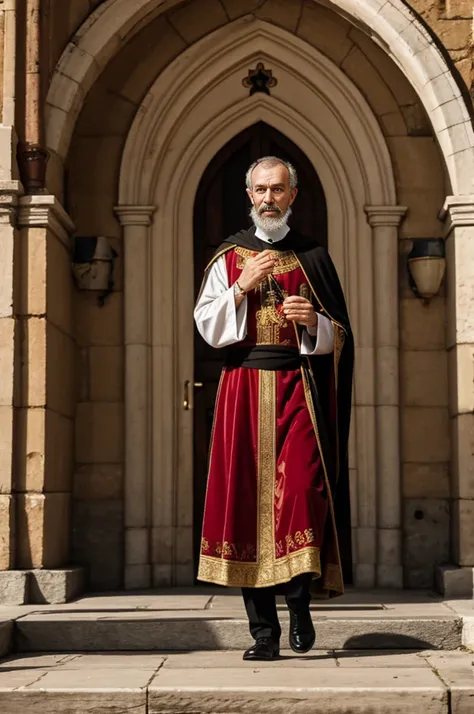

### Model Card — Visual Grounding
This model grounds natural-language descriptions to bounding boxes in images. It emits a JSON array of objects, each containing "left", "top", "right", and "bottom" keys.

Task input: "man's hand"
[
  {"left": 283, "top": 296, "right": 318, "bottom": 328},
  {"left": 238, "top": 250, "right": 278, "bottom": 292}
]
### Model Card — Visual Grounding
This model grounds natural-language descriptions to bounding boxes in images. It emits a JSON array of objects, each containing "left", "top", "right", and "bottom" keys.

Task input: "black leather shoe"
[
  {"left": 289, "top": 610, "right": 316, "bottom": 653},
  {"left": 243, "top": 637, "right": 280, "bottom": 661}
]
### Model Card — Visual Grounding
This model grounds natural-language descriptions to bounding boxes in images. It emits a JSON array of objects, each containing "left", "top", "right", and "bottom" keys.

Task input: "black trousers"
[{"left": 242, "top": 573, "right": 313, "bottom": 642}]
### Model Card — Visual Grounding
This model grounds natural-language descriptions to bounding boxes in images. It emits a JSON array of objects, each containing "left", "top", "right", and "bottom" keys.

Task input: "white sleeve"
[
  {"left": 300, "top": 315, "right": 334, "bottom": 356},
  {"left": 194, "top": 255, "right": 248, "bottom": 348}
]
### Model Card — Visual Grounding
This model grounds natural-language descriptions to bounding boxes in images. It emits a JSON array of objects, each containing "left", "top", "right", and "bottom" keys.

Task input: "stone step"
[
  {"left": 0, "top": 650, "right": 473, "bottom": 714},
  {"left": 14, "top": 611, "right": 462, "bottom": 652}
]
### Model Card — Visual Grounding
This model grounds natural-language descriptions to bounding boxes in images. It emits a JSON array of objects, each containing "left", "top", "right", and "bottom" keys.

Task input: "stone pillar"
[
  {"left": 0, "top": 182, "right": 24, "bottom": 603},
  {"left": 437, "top": 196, "right": 474, "bottom": 598},
  {"left": 366, "top": 206, "right": 407, "bottom": 589},
  {"left": 15, "top": 195, "right": 84, "bottom": 603},
  {"left": 114, "top": 205, "right": 155, "bottom": 590}
]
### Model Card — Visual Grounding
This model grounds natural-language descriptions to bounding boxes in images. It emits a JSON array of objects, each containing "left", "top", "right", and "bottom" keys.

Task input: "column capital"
[
  {"left": 440, "top": 195, "right": 474, "bottom": 234},
  {"left": 114, "top": 205, "right": 156, "bottom": 227},
  {"left": 364, "top": 205, "right": 408, "bottom": 227},
  {"left": 18, "top": 195, "right": 75, "bottom": 245}
]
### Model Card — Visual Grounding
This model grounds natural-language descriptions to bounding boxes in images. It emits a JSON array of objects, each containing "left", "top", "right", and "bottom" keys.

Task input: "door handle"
[{"left": 183, "top": 381, "right": 204, "bottom": 410}]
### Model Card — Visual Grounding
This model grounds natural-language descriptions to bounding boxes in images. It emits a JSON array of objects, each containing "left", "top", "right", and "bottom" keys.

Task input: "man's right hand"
[{"left": 238, "top": 250, "right": 278, "bottom": 292}]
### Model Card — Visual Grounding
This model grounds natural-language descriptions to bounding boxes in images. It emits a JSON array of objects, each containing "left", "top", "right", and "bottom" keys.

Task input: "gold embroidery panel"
[{"left": 235, "top": 246, "right": 299, "bottom": 275}]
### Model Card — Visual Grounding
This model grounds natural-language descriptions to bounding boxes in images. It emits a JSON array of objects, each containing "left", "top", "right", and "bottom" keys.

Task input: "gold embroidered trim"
[
  {"left": 235, "top": 246, "right": 299, "bottom": 275},
  {"left": 198, "top": 547, "right": 321, "bottom": 588},
  {"left": 258, "top": 370, "right": 276, "bottom": 575}
]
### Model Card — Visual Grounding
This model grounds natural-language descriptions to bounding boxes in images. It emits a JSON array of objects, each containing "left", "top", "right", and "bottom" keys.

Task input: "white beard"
[{"left": 250, "top": 205, "right": 292, "bottom": 234}]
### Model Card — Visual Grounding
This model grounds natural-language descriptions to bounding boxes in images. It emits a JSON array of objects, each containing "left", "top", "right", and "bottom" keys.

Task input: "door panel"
[{"left": 193, "top": 122, "right": 331, "bottom": 576}]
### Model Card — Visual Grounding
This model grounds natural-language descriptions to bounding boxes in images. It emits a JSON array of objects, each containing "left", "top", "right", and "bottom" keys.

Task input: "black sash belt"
[{"left": 225, "top": 346, "right": 302, "bottom": 371}]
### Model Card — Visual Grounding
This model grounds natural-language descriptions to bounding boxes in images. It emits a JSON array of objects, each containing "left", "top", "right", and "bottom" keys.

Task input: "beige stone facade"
[{"left": 0, "top": 0, "right": 473, "bottom": 602}]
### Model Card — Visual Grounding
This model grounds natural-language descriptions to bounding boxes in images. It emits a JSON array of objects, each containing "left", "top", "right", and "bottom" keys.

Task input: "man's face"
[{"left": 246, "top": 163, "right": 298, "bottom": 222}]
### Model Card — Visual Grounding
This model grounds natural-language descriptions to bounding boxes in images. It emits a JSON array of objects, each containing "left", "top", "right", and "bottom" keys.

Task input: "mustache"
[{"left": 258, "top": 203, "right": 282, "bottom": 215}]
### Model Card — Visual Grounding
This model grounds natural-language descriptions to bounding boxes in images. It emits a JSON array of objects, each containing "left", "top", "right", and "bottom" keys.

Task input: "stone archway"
[
  {"left": 46, "top": 0, "right": 474, "bottom": 194},
  {"left": 114, "top": 19, "right": 407, "bottom": 590}
]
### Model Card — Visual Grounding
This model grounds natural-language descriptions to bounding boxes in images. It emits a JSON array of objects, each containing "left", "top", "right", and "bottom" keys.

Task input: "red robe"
[{"left": 198, "top": 246, "right": 344, "bottom": 594}]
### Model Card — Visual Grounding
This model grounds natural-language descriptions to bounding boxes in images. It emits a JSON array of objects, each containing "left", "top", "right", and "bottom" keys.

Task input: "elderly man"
[{"left": 194, "top": 156, "right": 353, "bottom": 661}]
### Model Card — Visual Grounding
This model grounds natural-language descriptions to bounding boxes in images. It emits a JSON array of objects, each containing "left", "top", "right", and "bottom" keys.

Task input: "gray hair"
[{"left": 245, "top": 156, "right": 298, "bottom": 191}]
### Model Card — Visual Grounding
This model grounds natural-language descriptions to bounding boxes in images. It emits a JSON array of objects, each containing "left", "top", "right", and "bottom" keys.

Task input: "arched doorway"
[{"left": 192, "top": 121, "right": 332, "bottom": 576}]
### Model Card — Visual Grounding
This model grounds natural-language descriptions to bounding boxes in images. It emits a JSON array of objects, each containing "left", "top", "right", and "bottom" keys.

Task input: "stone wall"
[{"left": 61, "top": 0, "right": 455, "bottom": 589}]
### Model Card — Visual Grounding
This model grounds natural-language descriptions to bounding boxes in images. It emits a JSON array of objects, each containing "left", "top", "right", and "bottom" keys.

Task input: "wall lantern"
[
  {"left": 407, "top": 239, "right": 446, "bottom": 304},
  {"left": 71, "top": 236, "right": 118, "bottom": 307}
]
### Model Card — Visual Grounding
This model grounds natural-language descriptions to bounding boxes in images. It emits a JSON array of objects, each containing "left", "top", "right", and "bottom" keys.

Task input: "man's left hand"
[{"left": 283, "top": 296, "right": 318, "bottom": 328}]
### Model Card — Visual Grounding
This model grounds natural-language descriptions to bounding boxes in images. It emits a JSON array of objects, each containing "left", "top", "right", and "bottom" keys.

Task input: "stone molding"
[
  {"left": 45, "top": 0, "right": 474, "bottom": 194},
  {"left": 365, "top": 206, "right": 408, "bottom": 227},
  {"left": 440, "top": 195, "right": 474, "bottom": 234},
  {"left": 17, "top": 194, "right": 75, "bottom": 245},
  {"left": 114, "top": 205, "right": 156, "bottom": 227},
  {"left": 0, "top": 180, "right": 22, "bottom": 226}
]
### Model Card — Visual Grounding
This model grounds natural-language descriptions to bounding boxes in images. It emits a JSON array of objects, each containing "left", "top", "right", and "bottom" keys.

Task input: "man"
[{"left": 194, "top": 156, "right": 353, "bottom": 661}]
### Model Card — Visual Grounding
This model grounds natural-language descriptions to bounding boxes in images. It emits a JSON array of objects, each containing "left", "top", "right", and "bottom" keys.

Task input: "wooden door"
[{"left": 192, "top": 122, "right": 331, "bottom": 577}]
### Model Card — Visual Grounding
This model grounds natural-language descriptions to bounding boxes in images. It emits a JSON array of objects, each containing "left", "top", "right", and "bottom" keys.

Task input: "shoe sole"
[{"left": 243, "top": 651, "right": 280, "bottom": 661}]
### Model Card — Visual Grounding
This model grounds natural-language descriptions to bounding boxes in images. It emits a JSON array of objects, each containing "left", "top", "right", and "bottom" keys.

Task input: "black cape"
[{"left": 208, "top": 227, "right": 355, "bottom": 589}]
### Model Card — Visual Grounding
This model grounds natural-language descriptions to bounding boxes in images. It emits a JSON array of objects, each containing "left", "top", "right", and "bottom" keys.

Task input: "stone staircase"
[{"left": 0, "top": 589, "right": 472, "bottom": 713}]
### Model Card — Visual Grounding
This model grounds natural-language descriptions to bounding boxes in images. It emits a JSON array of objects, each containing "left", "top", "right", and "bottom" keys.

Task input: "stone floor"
[{"left": 0, "top": 590, "right": 472, "bottom": 713}]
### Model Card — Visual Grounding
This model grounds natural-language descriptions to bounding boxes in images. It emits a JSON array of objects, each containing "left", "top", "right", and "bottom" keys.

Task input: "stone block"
[
  {"left": 28, "top": 567, "right": 86, "bottom": 604},
  {"left": 0, "top": 620, "right": 12, "bottom": 657},
  {"left": 0, "top": 318, "right": 14, "bottom": 406},
  {"left": 72, "top": 500, "right": 123, "bottom": 590},
  {"left": 342, "top": 47, "right": 400, "bottom": 118},
  {"left": 254, "top": 0, "right": 302, "bottom": 32},
  {"left": 349, "top": 27, "right": 420, "bottom": 107},
  {"left": 89, "top": 346, "right": 124, "bottom": 402},
  {"left": 445, "top": 0, "right": 473, "bottom": 17},
  {"left": 47, "top": 231, "right": 73, "bottom": 335},
  {"left": 75, "top": 402, "right": 124, "bottom": 464},
  {"left": 400, "top": 298, "right": 446, "bottom": 351},
  {"left": 73, "top": 464, "right": 123, "bottom": 500},
  {"left": 16, "top": 408, "right": 73, "bottom": 494},
  {"left": 0, "top": 406, "right": 13, "bottom": 494},
  {"left": 0, "top": 494, "right": 14, "bottom": 569},
  {"left": 446, "top": 226, "right": 474, "bottom": 346},
  {"left": 19, "top": 317, "right": 46, "bottom": 407},
  {"left": 433, "top": 17, "right": 472, "bottom": 48},
  {"left": 103, "top": 16, "right": 186, "bottom": 106},
  {"left": 18, "top": 227, "right": 47, "bottom": 317},
  {"left": 0, "top": 571, "right": 27, "bottom": 605},
  {"left": 75, "top": 291, "right": 123, "bottom": 347},
  {"left": 125, "top": 528, "right": 148, "bottom": 566},
  {"left": 402, "top": 462, "right": 449, "bottom": 499},
  {"left": 0, "top": 221, "right": 15, "bottom": 318},
  {"left": 452, "top": 498, "right": 474, "bottom": 566},
  {"left": 167, "top": 0, "right": 228, "bottom": 44},
  {"left": 221, "top": 0, "right": 264, "bottom": 19},
  {"left": 435, "top": 564, "right": 473, "bottom": 598},
  {"left": 16, "top": 493, "right": 70, "bottom": 569},
  {"left": 298, "top": 3, "right": 353, "bottom": 65},
  {"left": 47, "top": 324, "right": 75, "bottom": 418},
  {"left": 451, "top": 414, "right": 474, "bottom": 499},
  {"left": 125, "top": 564, "right": 152, "bottom": 590},
  {"left": 401, "top": 350, "right": 448, "bottom": 407},
  {"left": 401, "top": 407, "right": 450, "bottom": 462},
  {"left": 448, "top": 343, "right": 474, "bottom": 416},
  {"left": 403, "top": 498, "right": 450, "bottom": 588}
]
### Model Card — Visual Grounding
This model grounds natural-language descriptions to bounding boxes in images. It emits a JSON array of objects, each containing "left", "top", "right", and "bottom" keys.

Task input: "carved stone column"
[
  {"left": 366, "top": 206, "right": 406, "bottom": 589},
  {"left": 114, "top": 205, "right": 155, "bottom": 589}
]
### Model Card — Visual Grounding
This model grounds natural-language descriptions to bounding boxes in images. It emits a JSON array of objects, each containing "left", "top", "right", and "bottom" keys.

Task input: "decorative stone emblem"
[{"left": 242, "top": 62, "right": 278, "bottom": 96}]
